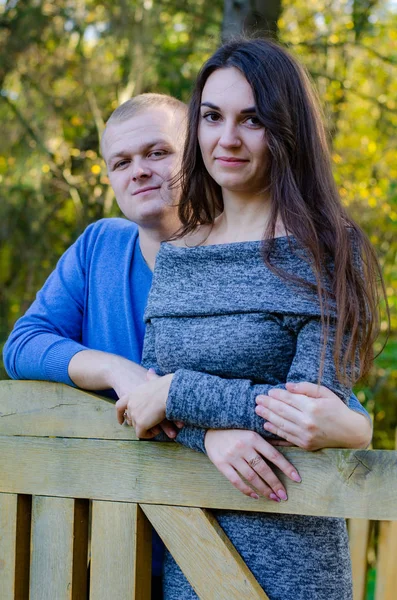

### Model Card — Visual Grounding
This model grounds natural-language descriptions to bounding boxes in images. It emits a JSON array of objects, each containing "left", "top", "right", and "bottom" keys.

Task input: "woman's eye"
[
  {"left": 245, "top": 116, "right": 262, "bottom": 127},
  {"left": 203, "top": 112, "right": 221, "bottom": 123}
]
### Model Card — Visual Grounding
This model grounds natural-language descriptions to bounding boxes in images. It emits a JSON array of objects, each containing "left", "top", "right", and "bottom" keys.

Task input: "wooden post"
[
  {"left": 29, "top": 496, "right": 75, "bottom": 600},
  {"left": 0, "top": 493, "right": 18, "bottom": 599},
  {"left": 349, "top": 519, "right": 370, "bottom": 600},
  {"left": 90, "top": 501, "right": 151, "bottom": 600},
  {"left": 374, "top": 429, "right": 397, "bottom": 600}
]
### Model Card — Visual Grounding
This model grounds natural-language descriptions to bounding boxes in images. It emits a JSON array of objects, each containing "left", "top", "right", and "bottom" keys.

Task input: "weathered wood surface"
[
  {"left": 0, "top": 435, "right": 396, "bottom": 519},
  {"left": 29, "top": 496, "right": 74, "bottom": 600},
  {"left": 375, "top": 519, "right": 397, "bottom": 600},
  {"left": 349, "top": 519, "right": 370, "bottom": 600},
  {"left": 142, "top": 504, "right": 269, "bottom": 599},
  {"left": 90, "top": 501, "right": 151, "bottom": 600},
  {"left": 0, "top": 380, "right": 137, "bottom": 440},
  {"left": 0, "top": 493, "right": 17, "bottom": 599},
  {"left": 1, "top": 381, "right": 397, "bottom": 520}
]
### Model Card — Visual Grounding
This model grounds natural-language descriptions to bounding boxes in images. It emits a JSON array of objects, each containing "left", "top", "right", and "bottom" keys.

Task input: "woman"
[{"left": 118, "top": 39, "right": 384, "bottom": 599}]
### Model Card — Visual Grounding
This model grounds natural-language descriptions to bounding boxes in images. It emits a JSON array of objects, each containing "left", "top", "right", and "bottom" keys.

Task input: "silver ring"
[
  {"left": 248, "top": 455, "right": 262, "bottom": 468},
  {"left": 124, "top": 410, "right": 128, "bottom": 419}
]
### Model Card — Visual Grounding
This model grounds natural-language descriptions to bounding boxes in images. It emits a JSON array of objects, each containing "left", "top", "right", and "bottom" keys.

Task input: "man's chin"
[{"left": 122, "top": 204, "right": 178, "bottom": 229}]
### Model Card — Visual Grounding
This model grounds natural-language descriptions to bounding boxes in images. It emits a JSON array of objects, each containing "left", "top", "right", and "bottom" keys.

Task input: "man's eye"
[
  {"left": 114, "top": 159, "right": 130, "bottom": 170},
  {"left": 202, "top": 112, "right": 221, "bottom": 123},
  {"left": 148, "top": 150, "right": 168, "bottom": 158}
]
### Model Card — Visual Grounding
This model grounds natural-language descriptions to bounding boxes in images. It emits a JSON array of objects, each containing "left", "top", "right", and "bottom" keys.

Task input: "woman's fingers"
[
  {"left": 255, "top": 402, "right": 303, "bottom": 441},
  {"left": 219, "top": 464, "right": 261, "bottom": 499},
  {"left": 263, "top": 422, "right": 301, "bottom": 447},
  {"left": 234, "top": 458, "right": 282, "bottom": 501},
  {"left": 255, "top": 438, "right": 301, "bottom": 483},
  {"left": 159, "top": 419, "right": 178, "bottom": 439},
  {"left": 286, "top": 381, "right": 326, "bottom": 398}
]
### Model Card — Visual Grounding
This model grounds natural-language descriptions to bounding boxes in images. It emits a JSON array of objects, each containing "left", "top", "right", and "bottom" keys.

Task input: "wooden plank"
[
  {"left": 1, "top": 436, "right": 397, "bottom": 520},
  {"left": 0, "top": 380, "right": 138, "bottom": 441},
  {"left": 133, "top": 504, "right": 152, "bottom": 600},
  {"left": 15, "top": 494, "right": 32, "bottom": 600},
  {"left": 349, "top": 519, "right": 369, "bottom": 600},
  {"left": 30, "top": 496, "right": 74, "bottom": 600},
  {"left": 142, "top": 504, "right": 268, "bottom": 600},
  {"left": 0, "top": 493, "right": 17, "bottom": 599},
  {"left": 375, "top": 520, "right": 397, "bottom": 599},
  {"left": 90, "top": 501, "right": 151, "bottom": 600},
  {"left": 72, "top": 499, "right": 90, "bottom": 600}
]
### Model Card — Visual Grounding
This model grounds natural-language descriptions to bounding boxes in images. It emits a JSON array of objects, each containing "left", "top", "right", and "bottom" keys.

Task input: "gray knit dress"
[{"left": 142, "top": 238, "right": 353, "bottom": 600}]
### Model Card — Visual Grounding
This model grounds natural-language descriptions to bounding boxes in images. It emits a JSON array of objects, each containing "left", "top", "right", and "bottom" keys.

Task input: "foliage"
[{"left": 0, "top": 0, "right": 395, "bottom": 446}]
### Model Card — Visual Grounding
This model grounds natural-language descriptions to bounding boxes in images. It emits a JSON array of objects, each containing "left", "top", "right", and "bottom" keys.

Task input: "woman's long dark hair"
[{"left": 177, "top": 37, "right": 388, "bottom": 384}]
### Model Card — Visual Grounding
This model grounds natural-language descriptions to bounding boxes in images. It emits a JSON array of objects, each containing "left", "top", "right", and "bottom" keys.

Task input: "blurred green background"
[{"left": 0, "top": 0, "right": 396, "bottom": 451}]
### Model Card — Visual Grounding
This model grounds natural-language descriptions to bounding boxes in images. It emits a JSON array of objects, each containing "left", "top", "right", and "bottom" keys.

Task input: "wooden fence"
[{"left": 0, "top": 380, "right": 396, "bottom": 600}]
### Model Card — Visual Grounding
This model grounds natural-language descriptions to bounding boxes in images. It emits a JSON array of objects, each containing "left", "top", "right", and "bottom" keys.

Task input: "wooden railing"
[{"left": 0, "top": 380, "right": 396, "bottom": 600}]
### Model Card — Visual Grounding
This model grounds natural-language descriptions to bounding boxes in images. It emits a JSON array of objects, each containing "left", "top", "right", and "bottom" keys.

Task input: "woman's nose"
[{"left": 219, "top": 123, "right": 242, "bottom": 148}]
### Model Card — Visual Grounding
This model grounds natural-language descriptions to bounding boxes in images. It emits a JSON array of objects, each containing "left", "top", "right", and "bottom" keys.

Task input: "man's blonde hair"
[
  {"left": 107, "top": 93, "right": 187, "bottom": 124},
  {"left": 101, "top": 93, "right": 187, "bottom": 155}
]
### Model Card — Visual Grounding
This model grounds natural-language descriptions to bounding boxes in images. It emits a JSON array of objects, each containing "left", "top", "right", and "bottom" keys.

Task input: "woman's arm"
[{"left": 128, "top": 318, "right": 369, "bottom": 444}]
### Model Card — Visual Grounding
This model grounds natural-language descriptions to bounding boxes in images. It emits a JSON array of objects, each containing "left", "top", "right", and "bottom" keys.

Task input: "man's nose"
[{"left": 131, "top": 160, "right": 151, "bottom": 181}]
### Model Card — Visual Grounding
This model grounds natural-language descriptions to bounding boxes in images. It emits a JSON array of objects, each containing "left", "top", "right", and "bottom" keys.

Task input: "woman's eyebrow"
[{"left": 200, "top": 101, "right": 257, "bottom": 114}]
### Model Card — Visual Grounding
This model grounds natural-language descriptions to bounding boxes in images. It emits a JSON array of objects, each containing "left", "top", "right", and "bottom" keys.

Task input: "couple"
[{"left": 4, "top": 38, "right": 381, "bottom": 599}]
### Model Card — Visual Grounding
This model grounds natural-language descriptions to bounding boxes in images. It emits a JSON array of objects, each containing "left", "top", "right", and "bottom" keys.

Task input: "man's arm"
[
  {"left": 3, "top": 220, "right": 147, "bottom": 396},
  {"left": 68, "top": 350, "right": 148, "bottom": 397}
]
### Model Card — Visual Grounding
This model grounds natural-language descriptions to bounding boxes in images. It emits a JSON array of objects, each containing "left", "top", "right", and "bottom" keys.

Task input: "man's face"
[{"left": 102, "top": 107, "right": 185, "bottom": 229}]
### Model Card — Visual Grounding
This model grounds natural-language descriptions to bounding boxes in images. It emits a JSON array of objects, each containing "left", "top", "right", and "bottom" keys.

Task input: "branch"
[
  {"left": 310, "top": 70, "right": 397, "bottom": 115},
  {"left": 288, "top": 38, "right": 397, "bottom": 68}
]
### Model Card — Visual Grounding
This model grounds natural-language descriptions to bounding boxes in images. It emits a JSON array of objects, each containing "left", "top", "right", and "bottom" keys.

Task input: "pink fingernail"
[
  {"left": 277, "top": 490, "right": 288, "bottom": 501},
  {"left": 269, "top": 493, "right": 280, "bottom": 502},
  {"left": 250, "top": 493, "right": 259, "bottom": 500},
  {"left": 291, "top": 471, "right": 302, "bottom": 482}
]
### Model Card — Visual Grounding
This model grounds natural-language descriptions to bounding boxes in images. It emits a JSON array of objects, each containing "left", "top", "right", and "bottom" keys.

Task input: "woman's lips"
[{"left": 215, "top": 157, "right": 249, "bottom": 166}]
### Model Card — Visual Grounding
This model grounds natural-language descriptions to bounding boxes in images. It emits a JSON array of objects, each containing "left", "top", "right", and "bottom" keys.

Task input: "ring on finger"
[{"left": 248, "top": 455, "right": 262, "bottom": 468}]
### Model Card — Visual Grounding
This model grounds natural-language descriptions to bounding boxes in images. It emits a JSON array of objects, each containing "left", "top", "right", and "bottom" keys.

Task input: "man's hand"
[
  {"left": 204, "top": 429, "right": 301, "bottom": 502},
  {"left": 255, "top": 382, "right": 372, "bottom": 451},
  {"left": 116, "top": 373, "right": 174, "bottom": 438}
]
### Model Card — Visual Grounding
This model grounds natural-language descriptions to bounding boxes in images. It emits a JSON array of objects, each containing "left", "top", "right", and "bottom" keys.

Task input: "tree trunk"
[{"left": 222, "top": 0, "right": 282, "bottom": 42}]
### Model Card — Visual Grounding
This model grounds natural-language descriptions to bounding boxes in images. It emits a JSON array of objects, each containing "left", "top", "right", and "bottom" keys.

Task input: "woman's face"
[{"left": 198, "top": 67, "right": 268, "bottom": 196}]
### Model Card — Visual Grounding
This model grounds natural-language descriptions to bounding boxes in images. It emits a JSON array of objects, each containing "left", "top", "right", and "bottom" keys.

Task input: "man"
[{"left": 4, "top": 94, "right": 185, "bottom": 440}]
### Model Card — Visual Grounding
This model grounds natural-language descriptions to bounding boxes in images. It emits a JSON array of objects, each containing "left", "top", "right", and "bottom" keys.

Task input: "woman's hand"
[
  {"left": 255, "top": 382, "right": 372, "bottom": 451},
  {"left": 116, "top": 373, "right": 175, "bottom": 438},
  {"left": 204, "top": 429, "right": 301, "bottom": 502}
]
